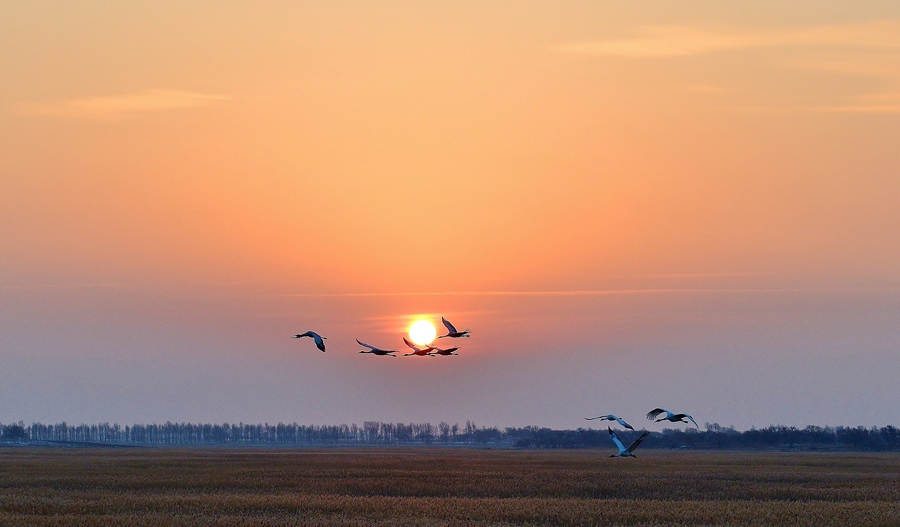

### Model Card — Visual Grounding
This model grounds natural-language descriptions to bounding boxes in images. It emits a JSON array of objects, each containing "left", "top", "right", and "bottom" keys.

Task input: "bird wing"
[
  {"left": 647, "top": 408, "right": 675, "bottom": 420},
  {"left": 615, "top": 417, "right": 635, "bottom": 430},
  {"left": 356, "top": 339, "right": 376, "bottom": 351},
  {"left": 608, "top": 427, "right": 627, "bottom": 453},
  {"left": 313, "top": 334, "right": 326, "bottom": 351},
  {"left": 646, "top": 408, "right": 668, "bottom": 420},
  {"left": 685, "top": 414, "right": 700, "bottom": 428},
  {"left": 402, "top": 337, "right": 421, "bottom": 351},
  {"left": 626, "top": 430, "right": 651, "bottom": 453},
  {"left": 441, "top": 317, "right": 458, "bottom": 333}
]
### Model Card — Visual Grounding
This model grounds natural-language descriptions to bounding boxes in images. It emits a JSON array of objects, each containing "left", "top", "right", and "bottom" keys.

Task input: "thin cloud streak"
[
  {"left": 623, "top": 272, "right": 773, "bottom": 279},
  {"left": 555, "top": 20, "right": 900, "bottom": 58},
  {"left": 15, "top": 89, "right": 230, "bottom": 119},
  {"left": 810, "top": 91, "right": 900, "bottom": 114},
  {"left": 799, "top": 59, "right": 900, "bottom": 79},
  {"left": 273, "top": 288, "right": 877, "bottom": 298},
  {"left": 0, "top": 282, "right": 134, "bottom": 290},
  {"left": 811, "top": 104, "right": 900, "bottom": 114}
]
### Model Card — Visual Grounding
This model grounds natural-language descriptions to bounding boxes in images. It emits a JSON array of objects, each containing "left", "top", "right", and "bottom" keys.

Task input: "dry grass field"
[{"left": 1, "top": 447, "right": 898, "bottom": 526}]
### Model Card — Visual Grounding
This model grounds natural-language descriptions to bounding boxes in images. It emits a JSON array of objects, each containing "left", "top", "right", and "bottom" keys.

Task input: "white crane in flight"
[
  {"left": 356, "top": 339, "right": 398, "bottom": 357},
  {"left": 431, "top": 345, "right": 459, "bottom": 356},
  {"left": 585, "top": 414, "right": 634, "bottom": 430},
  {"left": 608, "top": 427, "right": 651, "bottom": 458},
  {"left": 646, "top": 408, "right": 700, "bottom": 429},
  {"left": 438, "top": 317, "right": 470, "bottom": 339},
  {"left": 402, "top": 337, "right": 436, "bottom": 357},
  {"left": 291, "top": 331, "right": 327, "bottom": 352}
]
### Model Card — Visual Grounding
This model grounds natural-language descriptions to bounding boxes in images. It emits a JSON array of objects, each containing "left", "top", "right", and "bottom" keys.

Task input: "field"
[{"left": 1, "top": 447, "right": 899, "bottom": 526}]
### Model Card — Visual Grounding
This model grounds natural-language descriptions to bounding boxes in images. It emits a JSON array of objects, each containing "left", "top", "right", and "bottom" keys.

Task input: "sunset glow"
[
  {"left": 0, "top": 1, "right": 898, "bottom": 430},
  {"left": 409, "top": 320, "right": 437, "bottom": 346}
]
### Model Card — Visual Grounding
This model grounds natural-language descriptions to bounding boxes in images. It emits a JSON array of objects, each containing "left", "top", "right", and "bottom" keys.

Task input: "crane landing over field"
[
  {"left": 356, "top": 339, "right": 398, "bottom": 357},
  {"left": 438, "top": 317, "right": 470, "bottom": 339},
  {"left": 608, "top": 427, "right": 651, "bottom": 458},
  {"left": 585, "top": 414, "right": 634, "bottom": 430},
  {"left": 292, "top": 331, "right": 327, "bottom": 352},
  {"left": 646, "top": 408, "right": 700, "bottom": 429}
]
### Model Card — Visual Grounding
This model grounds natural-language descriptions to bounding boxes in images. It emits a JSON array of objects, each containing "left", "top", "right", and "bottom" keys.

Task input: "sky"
[{"left": 1, "top": 1, "right": 899, "bottom": 431}]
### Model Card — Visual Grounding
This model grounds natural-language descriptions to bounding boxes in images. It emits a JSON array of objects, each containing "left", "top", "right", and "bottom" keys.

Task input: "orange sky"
[{"left": 1, "top": 2, "right": 899, "bottom": 428}]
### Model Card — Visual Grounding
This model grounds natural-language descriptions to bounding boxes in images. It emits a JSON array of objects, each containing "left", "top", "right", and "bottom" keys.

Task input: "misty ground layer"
[{"left": 0, "top": 449, "right": 898, "bottom": 526}]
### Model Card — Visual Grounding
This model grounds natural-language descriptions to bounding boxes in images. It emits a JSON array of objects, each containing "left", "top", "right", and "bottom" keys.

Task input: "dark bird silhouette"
[
  {"left": 356, "top": 339, "right": 397, "bottom": 357},
  {"left": 608, "top": 427, "right": 650, "bottom": 457},
  {"left": 431, "top": 345, "right": 459, "bottom": 356},
  {"left": 646, "top": 408, "right": 699, "bottom": 429},
  {"left": 402, "top": 337, "right": 436, "bottom": 357},
  {"left": 292, "top": 331, "right": 327, "bottom": 352},
  {"left": 585, "top": 414, "right": 634, "bottom": 430},
  {"left": 438, "top": 317, "right": 470, "bottom": 339}
]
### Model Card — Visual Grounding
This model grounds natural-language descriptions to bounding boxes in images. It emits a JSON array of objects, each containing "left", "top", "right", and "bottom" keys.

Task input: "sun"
[{"left": 409, "top": 319, "right": 437, "bottom": 346}]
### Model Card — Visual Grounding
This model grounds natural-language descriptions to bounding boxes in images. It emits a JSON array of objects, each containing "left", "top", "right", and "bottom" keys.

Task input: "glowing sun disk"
[{"left": 409, "top": 320, "right": 437, "bottom": 346}]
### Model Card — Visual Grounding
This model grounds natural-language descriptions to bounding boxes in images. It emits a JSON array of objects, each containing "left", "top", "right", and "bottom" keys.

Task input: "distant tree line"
[
  {"left": 2, "top": 421, "right": 898, "bottom": 451},
  {"left": 3, "top": 421, "right": 483, "bottom": 447},
  {"left": 503, "top": 424, "right": 900, "bottom": 451}
]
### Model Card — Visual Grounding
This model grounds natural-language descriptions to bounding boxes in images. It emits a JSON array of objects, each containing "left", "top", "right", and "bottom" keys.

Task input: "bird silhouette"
[
  {"left": 646, "top": 408, "right": 699, "bottom": 429},
  {"left": 291, "top": 331, "right": 327, "bottom": 352},
  {"left": 431, "top": 345, "right": 459, "bottom": 356},
  {"left": 402, "top": 337, "right": 436, "bottom": 357},
  {"left": 585, "top": 414, "right": 634, "bottom": 430},
  {"left": 356, "top": 339, "right": 397, "bottom": 357},
  {"left": 608, "top": 427, "right": 650, "bottom": 458},
  {"left": 437, "top": 317, "right": 470, "bottom": 339}
]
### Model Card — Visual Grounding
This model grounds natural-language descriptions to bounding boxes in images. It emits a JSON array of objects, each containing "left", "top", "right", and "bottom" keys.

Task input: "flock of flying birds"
[
  {"left": 293, "top": 317, "right": 696, "bottom": 458},
  {"left": 291, "top": 316, "right": 470, "bottom": 357},
  {"left": 585, "top": 409, "right": 700, "bottom": 457}
]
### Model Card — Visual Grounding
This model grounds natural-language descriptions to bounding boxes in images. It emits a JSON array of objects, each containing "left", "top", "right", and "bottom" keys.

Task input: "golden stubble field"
[{"left": 0, "top": 447, "right": 898, "bottom": 526}]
